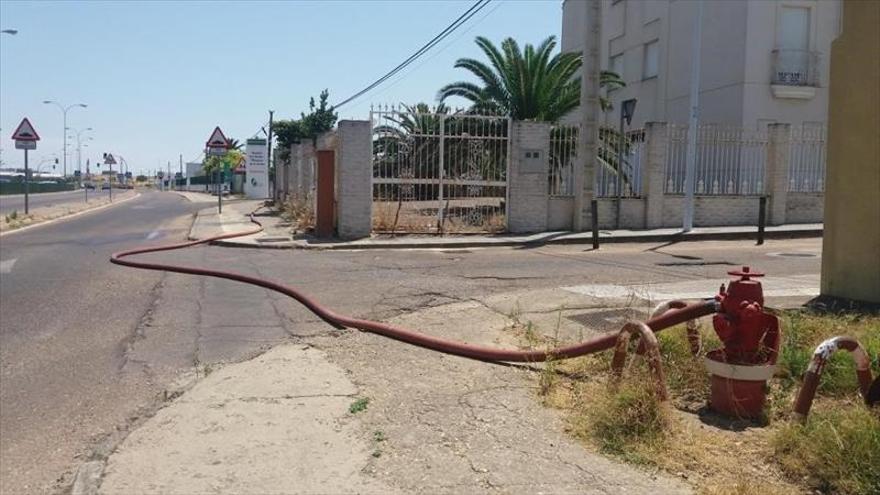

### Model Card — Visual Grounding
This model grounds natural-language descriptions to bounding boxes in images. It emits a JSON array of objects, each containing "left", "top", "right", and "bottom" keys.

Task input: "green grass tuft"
[
  {"left": 587, "top": 381, "right": 669, "bottom": 462},
  {"left": 773, "top": 405, "right": 880, "bottom": 495},
  {"left": 349, "top": 397, "right": 370, "bottom": 414}
]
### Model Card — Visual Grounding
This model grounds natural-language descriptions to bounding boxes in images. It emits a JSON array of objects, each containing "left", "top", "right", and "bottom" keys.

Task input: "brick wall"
[
  {"left": 786, "top": 192, "right": 824, "bottom": 223},
  {"left": 508, "top": 122, "right": 551, "bottom": 233},
  {"left": 334, "top": 121, "right": 372, "bottom": 239}
]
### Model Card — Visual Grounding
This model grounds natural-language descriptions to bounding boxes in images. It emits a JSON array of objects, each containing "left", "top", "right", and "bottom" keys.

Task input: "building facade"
[{"left": 561, "top": 0, "right": 841, "bottom": 130}]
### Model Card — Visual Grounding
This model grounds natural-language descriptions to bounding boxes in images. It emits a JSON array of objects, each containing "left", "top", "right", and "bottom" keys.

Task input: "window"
[
  {"left": 609, "top": 53, "right": 624, "bottom": 84},
  {"left": 777, "top": 6, "right": 810, "bottom": 50},
  {"left": 642, "top": 40, "right": 659, "bottom": 79}
]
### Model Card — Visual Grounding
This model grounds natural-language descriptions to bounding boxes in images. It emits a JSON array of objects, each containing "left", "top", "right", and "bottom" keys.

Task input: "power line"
[
  {"left": 365, "top": 0, "right": 505, "bottom": 106},
  {"left": 332, "top": 0, "right": 492, "bottom": 110}
]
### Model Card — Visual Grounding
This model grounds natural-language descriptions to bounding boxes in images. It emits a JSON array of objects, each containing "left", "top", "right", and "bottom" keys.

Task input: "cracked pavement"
[{"left": 0, "top": 191, "right": 823, "bottom": 494}]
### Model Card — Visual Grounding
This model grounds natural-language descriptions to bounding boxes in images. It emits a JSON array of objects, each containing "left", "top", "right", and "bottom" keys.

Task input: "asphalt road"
[
  {"left": 0, "top": 191, "right": 824, "bottom": 493},
  {"left": 0, "top": 189, "right": 110, "bottom": 216},
  {"left": 0, "top": 190, "right": 201, "bottom": 494}
]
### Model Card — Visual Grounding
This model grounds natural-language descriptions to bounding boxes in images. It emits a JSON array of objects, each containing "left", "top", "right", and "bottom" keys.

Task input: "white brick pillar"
[
  {"left": 335, "top": 120, "right": 372, "bottom": 239},
  {"left": 507, "top": 121, "right": 551, "bottom": 233},
  {"left": 291, "top": 143, "right": 302, "bottom": 199},
  {"left": 642, "top": 122, "right": 669, "bottom": 228},
  {"left": 280, "top": 151, "right": 290, "bottom": 201},
  {"left": 572, "top": 0, "right": 602, "bottom": 231},
  {"left": 766, "top": 123, "right": 791, "bottom": 225}
]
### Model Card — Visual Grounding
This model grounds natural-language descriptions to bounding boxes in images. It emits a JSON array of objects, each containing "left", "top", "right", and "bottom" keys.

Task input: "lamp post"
[
  {"left": 42, "top": 100, "right": 87, "bottom": 178},
  {"left": 616, "top": 98, "right": 637, "bottom": 229},
  {"left": 69, "top": 126, "right": 93, "bottom": 185}
]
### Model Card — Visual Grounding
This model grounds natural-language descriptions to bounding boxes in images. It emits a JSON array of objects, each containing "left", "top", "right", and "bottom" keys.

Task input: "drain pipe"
[{"left": 111, "top": 211, "right": 719, "bottom": 364}]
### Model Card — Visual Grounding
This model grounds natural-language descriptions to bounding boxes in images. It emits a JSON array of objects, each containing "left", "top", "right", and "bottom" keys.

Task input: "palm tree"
[
  {"left": 439, "top": 36, "right": 631, "bottom": 184},
  {"left": 226, "top": 138, "right": 243, "bottom": 151},
  {"left": 438, "top": 36, "right": 624, "bottom": 121}
]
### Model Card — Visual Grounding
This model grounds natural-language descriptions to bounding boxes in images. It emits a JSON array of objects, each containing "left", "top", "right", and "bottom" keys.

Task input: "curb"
[
  {"left": 0, "top": 192, "right": 141, "bottom": 237},
  {"left": 194, "top": 226, "right": 822, "bottom": 251}
]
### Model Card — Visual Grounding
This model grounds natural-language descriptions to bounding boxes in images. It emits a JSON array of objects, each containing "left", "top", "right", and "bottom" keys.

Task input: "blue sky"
[{"left": 0, "top": 0, "right": 562, "bottom": 176}]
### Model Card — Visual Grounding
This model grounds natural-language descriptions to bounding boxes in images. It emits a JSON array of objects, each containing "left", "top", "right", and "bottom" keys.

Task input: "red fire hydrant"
[{"left": 704, "top": 267, "right": 781, "bottom": 418}]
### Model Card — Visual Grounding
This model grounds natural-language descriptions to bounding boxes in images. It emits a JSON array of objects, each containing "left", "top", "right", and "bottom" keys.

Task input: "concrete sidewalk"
[
  {"left": 187, "top": 201, "right": 822, "bottom": 250},
  {"left": 88, "top": 277, "right": 818, "bottom": 493},
  {"left": 88, "top": 285, "right": 716, "bottom": 494}
]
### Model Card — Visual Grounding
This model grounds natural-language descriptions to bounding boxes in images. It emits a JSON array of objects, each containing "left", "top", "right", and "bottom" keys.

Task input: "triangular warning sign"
[
  {"left": 206, "top": 126, "right": 229, "bottom": 148},
  {"left": 11, "top": 118, "right": 40, "bottom": 141}
]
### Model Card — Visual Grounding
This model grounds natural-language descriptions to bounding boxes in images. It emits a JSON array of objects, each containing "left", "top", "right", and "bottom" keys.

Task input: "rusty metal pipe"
[
  {"left": 793, "top": 336, "right": 874, "bottom": 420},
  {"left": 111, "top": 213, "right": 719, "bottom": 364},
  {"left": 610, "top": 321, "right": 669, "bottom": 401}
]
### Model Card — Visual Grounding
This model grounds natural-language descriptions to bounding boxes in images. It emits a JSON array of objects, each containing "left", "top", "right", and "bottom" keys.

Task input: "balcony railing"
[{"left": 772, "top": 49, "right": 820, "bottom": 87}]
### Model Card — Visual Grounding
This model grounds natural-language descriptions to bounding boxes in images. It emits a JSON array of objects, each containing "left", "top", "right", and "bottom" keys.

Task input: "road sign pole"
[
  {"left": 217, "top": 167, "right": 222, "bottom": 214},
  {"left": 24, "top": 148, "right": 29, "bottom": 215},
  {"left": 109, "top": 164, "right": 113, "bottom": 202}
]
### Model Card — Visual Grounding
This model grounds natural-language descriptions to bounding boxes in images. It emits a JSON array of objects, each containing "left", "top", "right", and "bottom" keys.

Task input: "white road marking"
[
  {"left": 146, "top": 230, "right": 161, "bottom": 240},
  {"left": 563, "top": 274, "right": 819, "bottom": 302},
  {"left": 0, "top": 258, "right": 17, "bottom": 274}
]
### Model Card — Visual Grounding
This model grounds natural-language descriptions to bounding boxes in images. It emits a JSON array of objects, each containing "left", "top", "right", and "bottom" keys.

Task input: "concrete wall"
[
  {"left": 543, "top": 194, "right": 823, "bottom": 230},
  {"left": 820, "top": 0, "right": 880, "bottom": 303}
]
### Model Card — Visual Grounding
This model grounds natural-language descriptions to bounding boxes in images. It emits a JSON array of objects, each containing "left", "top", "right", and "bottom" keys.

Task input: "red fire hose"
[{"left": 111, "top": 211, "right": 718, "bottom": 363}]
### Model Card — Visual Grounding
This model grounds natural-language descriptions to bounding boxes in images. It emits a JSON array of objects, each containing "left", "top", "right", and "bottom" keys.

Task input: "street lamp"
[
  {"left": 42, "top": 100, "right": 87, "bottom": 178},
  {"left": 68, "top": 126, "right": 93, "bottom": 183},
  {"left": 615, "top": 98, "right": 637, "bottom": 229}
]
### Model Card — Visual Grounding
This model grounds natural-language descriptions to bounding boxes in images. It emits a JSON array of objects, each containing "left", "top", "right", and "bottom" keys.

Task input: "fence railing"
[
  {"left": 665, "top": 125, "right": 767, "bottom": 195},
  {"left": 549, "top": 125, "right": 644, "bottom": 198},
  {"left": 789, "top": 125, "right": 826, "bottom": 192},
  {"left": 371, "top": 107, "right": 510, "bottom": 233},
  {"left": 772, "top": 49, "right": 820, "bottom": 87}
]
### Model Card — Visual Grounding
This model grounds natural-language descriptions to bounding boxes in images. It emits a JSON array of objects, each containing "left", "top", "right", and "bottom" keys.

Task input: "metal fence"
[
  {"left": 549, "top": 125, "right": 645, "bottom": 198},
  {"left": 371, "top": 106, "right": 510, "bottom": 233},
  {"left": 788, "top": 125, "right": 826, "bottom": 192},
  {"left": 665, "top": 125, "right": 767, "bottom": 195}
]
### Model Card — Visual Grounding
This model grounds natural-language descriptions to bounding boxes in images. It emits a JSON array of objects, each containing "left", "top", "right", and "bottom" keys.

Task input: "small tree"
[{"left": 272, "top": 90, "right": 339, "bottom": 162}]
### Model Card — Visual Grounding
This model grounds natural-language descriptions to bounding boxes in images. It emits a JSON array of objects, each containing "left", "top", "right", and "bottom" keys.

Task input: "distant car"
[
  {"left": 101, "top": 183, "right": 111, "bottom": 190},
  {"left": 84, "top": 183, "right": 96, "bottom": 190}
]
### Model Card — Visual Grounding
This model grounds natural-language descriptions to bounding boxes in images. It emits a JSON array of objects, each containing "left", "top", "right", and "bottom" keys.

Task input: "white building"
[{"left": 561, "top": 0, "right": 841, "bottom": 130}]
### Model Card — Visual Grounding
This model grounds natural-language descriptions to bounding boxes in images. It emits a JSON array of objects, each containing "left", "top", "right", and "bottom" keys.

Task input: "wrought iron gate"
[{"left": 371, "top": 106, "right": 510, "bottom": 233}]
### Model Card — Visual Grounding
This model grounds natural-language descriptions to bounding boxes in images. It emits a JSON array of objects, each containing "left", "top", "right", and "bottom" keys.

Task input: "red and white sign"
[
  {"left": 11, "top": 118, "right": 40, "bottom": 141},
  {"left": 205, "top": 126, "right": 229, "bottom": 149}
]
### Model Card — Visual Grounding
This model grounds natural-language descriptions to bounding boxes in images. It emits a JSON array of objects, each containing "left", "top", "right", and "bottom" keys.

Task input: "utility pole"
[
  {"left": 683, "top": 0, "right": 704, "bottom": 232},
  {"left": 179, "top": 153, "right": 183, "bottom": 191},
  {"left": 267, "top": 110, "right": 274, "bottom": 198},
  {"left": 167, "top": 161, "right": 171, "bottom": 191}
]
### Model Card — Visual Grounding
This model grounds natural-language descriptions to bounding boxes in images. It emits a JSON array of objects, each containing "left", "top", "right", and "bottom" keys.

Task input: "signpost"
[
  {"left": 244, "top": 138, "right": 269, "bottom": 199},
  {"left": 205, "top": 126, "right": 229, "bottom": 213},
  {"left": 11, "top": 118, "right": 40, "bottom": 214},
  {"left": 103, "top": 152, "right": 117, "bottom": 202}
]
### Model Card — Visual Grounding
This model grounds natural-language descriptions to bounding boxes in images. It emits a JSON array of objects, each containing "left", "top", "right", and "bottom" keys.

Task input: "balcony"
[{"left": 771, "top": 49, "right": 820, "bottom": 99}]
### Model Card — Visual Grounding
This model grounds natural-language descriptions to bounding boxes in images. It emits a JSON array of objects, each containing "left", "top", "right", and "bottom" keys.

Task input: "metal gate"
[{"left": 371, "top": 106, "right": 510, "bottom": 233}]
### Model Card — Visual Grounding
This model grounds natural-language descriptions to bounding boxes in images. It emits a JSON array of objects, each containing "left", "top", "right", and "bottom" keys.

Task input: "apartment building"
[{"left": 561, "top": 0, "right": 841, "bottom": 130}]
